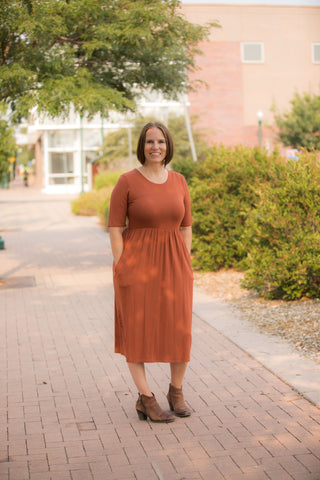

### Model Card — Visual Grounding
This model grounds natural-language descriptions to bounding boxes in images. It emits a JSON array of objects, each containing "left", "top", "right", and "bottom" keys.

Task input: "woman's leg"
[
  {"left": 168, "top": 362, "right": 191, "bottom": 417},
  {"left": 127, "top": 362, "right": 152, "bottom": 396},
  {"left": 128, "top": 362, "right": 175, "bottom": 422},
  {"left": 170, "top": 362, "right": 188, "bottom": 388}
]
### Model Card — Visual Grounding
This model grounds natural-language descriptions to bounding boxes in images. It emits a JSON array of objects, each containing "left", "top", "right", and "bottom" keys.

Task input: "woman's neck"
[
  {"left": 138, "top": 163, "right": 168, "bottom": 183},
  {"left": 141, "top": 163, "right": 166, "bottom": 173}
]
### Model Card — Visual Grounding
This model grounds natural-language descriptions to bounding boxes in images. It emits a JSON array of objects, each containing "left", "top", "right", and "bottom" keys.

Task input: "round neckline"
[{"left": 136, "top": 168, "right": 169, "bottom": 185}]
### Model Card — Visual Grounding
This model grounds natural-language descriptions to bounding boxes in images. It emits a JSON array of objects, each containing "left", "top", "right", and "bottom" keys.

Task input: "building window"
[
  {"left": 48, "top": 152, "right": 75, "bottom": 184},
  {"left": 49, "top": 152, "right": 74, "bottom": 174},
  {"left": 241, "top": 42, "right": 264, "bottom": 63},
  {"left": 312, "top": 43, "right": 320, "bottom": 63}
]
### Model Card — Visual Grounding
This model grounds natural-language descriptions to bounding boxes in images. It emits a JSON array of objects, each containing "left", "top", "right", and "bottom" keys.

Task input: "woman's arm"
[
  {"left": 180, "top": 226, "right": 192, "bottom": 253},
  {"left": 109, "top": 227, "right": 125, "bottom": 265}
]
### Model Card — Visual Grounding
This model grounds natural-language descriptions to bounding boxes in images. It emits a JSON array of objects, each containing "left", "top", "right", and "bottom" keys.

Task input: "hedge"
[
  {"left": 186, "top": 145, "right": 283, "bottom": 271},
  {"left": 241, "top": 151, "right": 320, "bottom": 299},
  {"left": 71, "top": 170, "right": 123, "bottom": 226},
  {"left": 174, "top": 145, "right": 320, "bottom": 300},
  {"left": 93, "top": 170, "right": 123, "bottom": 190}
]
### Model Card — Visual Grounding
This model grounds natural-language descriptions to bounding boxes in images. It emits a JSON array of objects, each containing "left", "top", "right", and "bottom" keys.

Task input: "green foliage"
[
  {"left": 242, "top": 152, "right": 320, "bottom": 300},
  {"left": 93, "top": 170, "right": 123, "bottom": 190},
  {"left": 0, "top": 106, "right": 16, "bottom": 181},
  {"left": 71, "top": 169, "right": 123, "bottom": 224},
  {"left": 1, "top": 0, "right": 215, "bottom": 122},
  {"left": 171, "top": 156, "right": 197, "bottom": 182},
  {"left": 100, "top": 128, "right": 134, "bottom": 168},
  {"left": 274, "top": 92, "right": 320, "bottom": 150},
  {"left": 16, "top": 145, "right": 34, "bottom": 167},
  {"left": 168, "top": 114, "right": 209, "bottom": 165},
  {"left": 71, "top": 187, "right": 113, "bottom": 225},
  {"left": 98, "top": 116, "right": 154, "bottom": 168},
  {"left": 189, "top": 145, "right": 282, "bottom": 271},
  {"left": 185, "top": 143, "right": 320, "bottom": 300}
]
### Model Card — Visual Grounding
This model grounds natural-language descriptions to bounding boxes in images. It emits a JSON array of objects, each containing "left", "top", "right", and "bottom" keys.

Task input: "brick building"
[{"left": 181, "top": 0, "right": 320, "bottom": 149}]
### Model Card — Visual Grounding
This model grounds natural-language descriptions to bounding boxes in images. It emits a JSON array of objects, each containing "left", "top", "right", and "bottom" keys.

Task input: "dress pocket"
[
  {"left": 179, "top": 236, "right": 193, "bottom": 279},
  {"left": 114, "top": 251, "right": 125, "bottom": 275}
]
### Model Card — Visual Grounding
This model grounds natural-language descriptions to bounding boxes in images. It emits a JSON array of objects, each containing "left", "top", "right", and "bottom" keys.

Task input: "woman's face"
[{"left": 144, "top": 127, "right": 167, "bottom": 166}]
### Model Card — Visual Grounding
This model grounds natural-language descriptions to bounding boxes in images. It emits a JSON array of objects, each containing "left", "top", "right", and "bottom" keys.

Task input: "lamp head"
[{"left": 257, "top": 110, "right": 264, "bottom": 123}]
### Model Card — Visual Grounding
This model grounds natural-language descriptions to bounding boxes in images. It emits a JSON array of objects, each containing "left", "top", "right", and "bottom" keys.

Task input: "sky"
[{"left": 181, "top": 0, "right": 320, "bottom": 5}]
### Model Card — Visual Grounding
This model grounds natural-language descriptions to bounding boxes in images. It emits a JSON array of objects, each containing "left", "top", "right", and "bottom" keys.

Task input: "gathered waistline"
[{"left": 125, "top": 226, "right": 181, "bottom": 231}]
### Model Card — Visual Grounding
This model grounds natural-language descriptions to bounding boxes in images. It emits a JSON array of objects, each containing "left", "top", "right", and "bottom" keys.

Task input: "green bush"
[
  {"left": 93, "top": 170, "right": 123, "bottom": 190},
  {"left": 189, "top": 145, "right": 282, "bottom": 271},
  {"left": 71, "top": 170, "right": 124, "bottom": 226},
  {"left": 71, "top": 187, "right": 113, "bottom": 226},
  {"left": 171, "top": 156, "right": 197, "bottom": 182},
  {"left": 242, "top": 152, "right": 320, "bottom": 300}
]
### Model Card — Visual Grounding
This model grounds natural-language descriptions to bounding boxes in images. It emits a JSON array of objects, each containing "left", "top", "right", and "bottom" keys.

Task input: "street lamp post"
[
  {"left": 257, "top": 110, "right": 264, "bottom": 148},
  {"left": 80, "top": 114, "right": 84, "bottom": 193},
  {"left": 101, "top": 114, "right": 104, "bottom": 144}
]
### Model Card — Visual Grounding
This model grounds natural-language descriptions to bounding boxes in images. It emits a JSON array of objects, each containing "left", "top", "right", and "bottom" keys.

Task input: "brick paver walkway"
[{"left": 1, "top": 180, "right": 320, "bottom": 480}]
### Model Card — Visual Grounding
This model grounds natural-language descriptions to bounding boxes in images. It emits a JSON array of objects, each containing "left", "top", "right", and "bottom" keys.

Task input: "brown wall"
[{"left": 182, "top": 4, "right": 320, "bottom": 147}]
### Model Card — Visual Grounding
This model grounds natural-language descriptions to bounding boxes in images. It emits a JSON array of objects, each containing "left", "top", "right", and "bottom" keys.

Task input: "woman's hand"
[
  {"left": 180, "top": 226, "right": 192, "bottom": 253},
  {"left": 109, "top": 227, "right": 125, "bottom": 265}
]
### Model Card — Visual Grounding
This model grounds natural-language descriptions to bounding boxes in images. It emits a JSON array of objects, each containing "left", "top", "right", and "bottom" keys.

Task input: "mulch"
[{"left": 194, "top": 269, "right": 320, "bottom": 364}]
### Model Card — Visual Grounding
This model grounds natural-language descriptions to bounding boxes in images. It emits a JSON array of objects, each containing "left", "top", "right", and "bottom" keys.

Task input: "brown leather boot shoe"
[
  {"left": 167, "top": 383, "right": 191, "bottom": 417},
  {"left": 136, "top": 393, "right": 175, "bottom": 423}
]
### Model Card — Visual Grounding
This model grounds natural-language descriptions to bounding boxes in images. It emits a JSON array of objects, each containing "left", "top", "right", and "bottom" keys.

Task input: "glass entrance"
[{"left": 48, "top": 152, "right": 75, "bottom": 184}]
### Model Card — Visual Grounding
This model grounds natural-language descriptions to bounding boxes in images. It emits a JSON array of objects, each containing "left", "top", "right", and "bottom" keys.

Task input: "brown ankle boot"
[
  {"left": 167, "top": 383, "right": 191, "bottom": 417},
  {"left": 136, "top": 393, "right": 175, "bottom": 423}
]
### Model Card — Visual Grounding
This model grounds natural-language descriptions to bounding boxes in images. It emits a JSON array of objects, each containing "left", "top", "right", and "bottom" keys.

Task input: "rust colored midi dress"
[{"left": 108, "top": 169, "right": 193, "bottom": 363}]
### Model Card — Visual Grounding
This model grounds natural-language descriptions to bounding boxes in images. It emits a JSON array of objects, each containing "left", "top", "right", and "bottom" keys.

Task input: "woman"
[{"left": 108, "top": 122, "right": 193, "bottom": 423}]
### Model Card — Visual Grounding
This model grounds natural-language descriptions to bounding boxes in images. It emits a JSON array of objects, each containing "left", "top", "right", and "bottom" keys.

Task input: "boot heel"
[
  {"left": 168, "top": 400, "right": 174, "bottom": 411},
  {"left": 137, "top": 409, "right": 147, "bottom": 420}
]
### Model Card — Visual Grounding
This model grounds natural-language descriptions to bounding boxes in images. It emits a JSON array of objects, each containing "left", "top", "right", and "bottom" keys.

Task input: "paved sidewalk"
[
  {"left": 193, "top": 292, "right": 320, "bottom": 408},
  {"left": 0, "top": 180, "right": 320, "bottom": 480}
]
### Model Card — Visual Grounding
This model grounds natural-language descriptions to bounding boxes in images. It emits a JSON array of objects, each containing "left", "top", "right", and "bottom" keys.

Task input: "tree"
[
  {"left": 0, "top": 107, "right": 16, "bottom": 182},
  {"left": 274, "top": 92, "right": 320, "bottom": 151},
  {"left": 0, "top": 0, "right": 214, "bottom": 122}
]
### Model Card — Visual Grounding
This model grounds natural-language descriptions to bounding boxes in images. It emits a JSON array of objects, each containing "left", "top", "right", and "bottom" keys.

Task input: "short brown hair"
[{"left": 136, "top": 122, "right": 174, "bottom": 165}]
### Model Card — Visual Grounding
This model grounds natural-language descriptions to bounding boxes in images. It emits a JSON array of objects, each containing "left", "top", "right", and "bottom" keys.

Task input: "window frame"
[
  {"left": 312, "top": 43, "right": 320, "bottom": 64},
  {"left": 241, "top": 42, "right": 265, "bottom": 64}
]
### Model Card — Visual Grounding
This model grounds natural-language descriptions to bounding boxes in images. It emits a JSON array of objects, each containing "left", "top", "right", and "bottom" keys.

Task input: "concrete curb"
[{"left": 193, "top": 287, "right": 320, "bottom": 408}]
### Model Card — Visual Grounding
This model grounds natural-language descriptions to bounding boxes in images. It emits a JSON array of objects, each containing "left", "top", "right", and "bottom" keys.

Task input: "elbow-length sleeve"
[
  {"left": 180, "top": 176, "right": 192, "bottom": 227},
  {"left": 108, "top": 175, "right": 129, "bottom": 227}
]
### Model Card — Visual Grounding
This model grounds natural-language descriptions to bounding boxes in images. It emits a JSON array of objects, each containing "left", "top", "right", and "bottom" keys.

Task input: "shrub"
[
  {"left": 93, "top": 170, "right": 123, "bottom": 190},
  {"left": 242, "top": 152, "right": 320, "bottom": 300},
  {"left": 171, "top": 156, "right": 197, "bottom": 182},
  {"left": 71, "top": 187, "right": 113, "bottom": 226},
  {"left": 71, "top": 170, "right": 124, "bottom": 226},
  {"left": 189, "top": 145, "right": 282, "bottom": 270}
]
